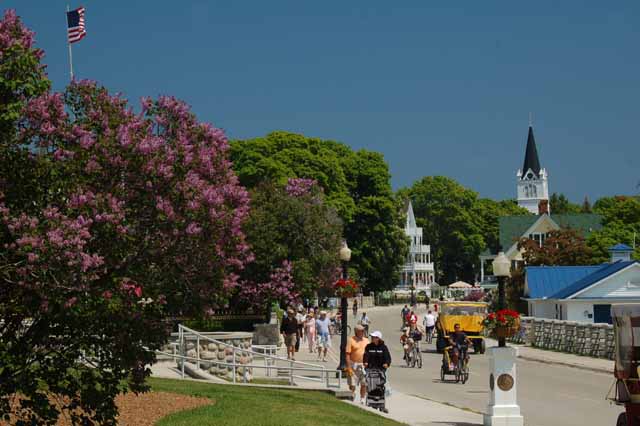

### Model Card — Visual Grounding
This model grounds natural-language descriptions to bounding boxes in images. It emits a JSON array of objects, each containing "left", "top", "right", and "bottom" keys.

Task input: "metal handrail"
[
  {"left": 173, "top": 324, "right": 341, "bottom": 388},
  {"left": 178, "top": 324, "right": 324, "bottom": 368}
]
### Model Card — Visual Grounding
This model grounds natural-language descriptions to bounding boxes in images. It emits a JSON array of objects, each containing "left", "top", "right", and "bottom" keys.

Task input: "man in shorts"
[
  {"left": 315, "top": 311, "right": 331, "bottom": 362},
  {"left": 346, "top": 324, "right": 370, "bottom": 403},
  {"left": 280, "top": 308, "right": 298, "bottom": 360}
]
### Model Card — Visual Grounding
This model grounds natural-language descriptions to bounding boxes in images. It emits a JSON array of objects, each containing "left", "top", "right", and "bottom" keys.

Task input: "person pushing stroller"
[{"left": 363, "top": 331, "right": 392, "bottom": 413}]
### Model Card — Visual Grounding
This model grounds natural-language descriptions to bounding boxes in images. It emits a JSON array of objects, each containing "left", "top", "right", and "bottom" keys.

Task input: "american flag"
[{"left": 66, "top": 7, "right": 86, "bottom": 44}]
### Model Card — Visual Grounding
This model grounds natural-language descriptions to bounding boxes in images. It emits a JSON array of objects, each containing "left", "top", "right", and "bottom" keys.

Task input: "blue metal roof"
[
  {"left": 525, "top": 265, "right": 602, "bottom": 299},
  {"left": 609, "top": 243, "right": 634, "bottom": 252},
  {"left": 549, "top": 260, "right": 637, "bottom": 299}
]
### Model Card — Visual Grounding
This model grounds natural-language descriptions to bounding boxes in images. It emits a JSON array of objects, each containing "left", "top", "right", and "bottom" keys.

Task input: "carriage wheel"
[{"left": 616, "top": 412, "right": 627, "bottom": 426}]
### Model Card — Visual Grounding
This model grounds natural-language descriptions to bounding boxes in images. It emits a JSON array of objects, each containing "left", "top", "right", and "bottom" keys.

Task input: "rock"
[
  {"left": 218, "top": 343, "right": 226, "bottom": 351},
  {"left": 201, "top": 350, "right": 216, "bottom": 360},
  {"left": 208, "top": 343, "right": 217, "bottom": 351},
  {"left": 186, "top": 349, "right": 196, "bottom": 358},
  {"left": 186, "top": 342, "right": 195, "bottom": 350},
  {"left": 224, "top": 347, "right": 233, "bottom": 356},
  {"left": 217, "top": 351, "right": 225, "bottom": 360}
]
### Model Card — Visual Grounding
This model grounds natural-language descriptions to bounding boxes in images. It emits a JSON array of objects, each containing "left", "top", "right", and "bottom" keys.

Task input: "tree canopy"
[{"left": 230, "top": 131, "right": 407, "bottom": 293}]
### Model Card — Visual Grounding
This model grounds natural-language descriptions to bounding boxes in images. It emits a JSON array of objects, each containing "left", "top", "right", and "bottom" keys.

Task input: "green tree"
[
  {"left": 587, "top": 195, "right": 640, "bottom": 262},
  {"left": 240, "top": 180, "right": 343, "bottom": 303},
  {"left": 231, "top": 132, "right": 407, "bottom": 293},
  {"left": 549, "top": 193, "right": 581, "bottom": 214}
]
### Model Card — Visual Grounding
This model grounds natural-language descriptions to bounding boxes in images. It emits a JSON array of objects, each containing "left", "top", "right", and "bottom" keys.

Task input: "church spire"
[{"left": 522, "top": 126, "right": 541, "bottom": 178}]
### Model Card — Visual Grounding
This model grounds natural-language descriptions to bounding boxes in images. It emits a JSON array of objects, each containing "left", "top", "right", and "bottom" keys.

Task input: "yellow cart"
[{"left": 435, "top": 301, "right": 487, "bottom": 354}]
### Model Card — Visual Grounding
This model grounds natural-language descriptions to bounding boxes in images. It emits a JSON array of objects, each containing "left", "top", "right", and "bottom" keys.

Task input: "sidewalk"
[
  {"left": 291, "top": 333, "right": 482, "bottom": 425},
  {"left": 485, "top": 337, "right": 613, "bottom": 374}
]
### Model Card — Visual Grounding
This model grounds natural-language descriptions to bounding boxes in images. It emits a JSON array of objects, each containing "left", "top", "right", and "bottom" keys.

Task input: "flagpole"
[{"left": 66, "top": 5, "right": 74, "bottom": 81}]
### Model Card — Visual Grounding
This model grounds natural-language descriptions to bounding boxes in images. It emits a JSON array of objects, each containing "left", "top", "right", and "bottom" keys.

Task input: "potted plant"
[
  {"left": 482, "top": 309, "right": 521, "bottom": 338},
  {"left": 333, "top": 278, "right": 358, "bottom": 298}
]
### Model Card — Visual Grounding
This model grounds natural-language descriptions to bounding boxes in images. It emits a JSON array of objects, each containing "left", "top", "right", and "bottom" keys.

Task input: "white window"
[{"left": 528, "top": 232, "right": 546, "bottom": 247}]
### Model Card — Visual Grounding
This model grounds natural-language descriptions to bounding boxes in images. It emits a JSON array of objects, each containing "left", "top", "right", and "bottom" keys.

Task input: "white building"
[
  {"left": 516, "top": 125, "right": 549, "bottom": 215},
  {"left": 397, "top": 201, "right": 436, "bottom": 294},
  {"left": 524, "top": 244, "right": 639, "bottom": 324}
]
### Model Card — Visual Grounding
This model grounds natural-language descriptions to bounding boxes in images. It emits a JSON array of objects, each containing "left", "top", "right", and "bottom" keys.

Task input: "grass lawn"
[{"left": 150, "top": 377, "right": 405, "bottom": 426}]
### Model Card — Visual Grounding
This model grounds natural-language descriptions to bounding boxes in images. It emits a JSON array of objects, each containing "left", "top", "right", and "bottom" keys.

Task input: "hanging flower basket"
[
  {"left": 482, "top": 309, "right": 521, "bottom": 339},
  {"left": 334, "top": 278, "right": 358, "bottom": 298}
]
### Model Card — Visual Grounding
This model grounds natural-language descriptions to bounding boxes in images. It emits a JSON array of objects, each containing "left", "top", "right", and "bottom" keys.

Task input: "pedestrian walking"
[
  {"left": 400, "top": 305, "right": 410, "bottom": 329},
  {"left": 425, "top": 295, "right": 430, "bottom": 310},
  {"left": 352, "top": 299, "right": 358, "bottom": 318},
  {"left": 346, "top": 324, "right": 369, "bottom": 404},
  {"left": 363, "top": 331, "right": 391, "bottom": 414},
  {"left": 280, "top": 308, "right": 298, "bottom": 360},
  {"left": 304, "top": 313, "right": 316, "bottom": 353},
  {"left": 316, "top": 310, "right": 332, "bottom": 362},
  {"left": 295, "top": 308, "right": 305, "bottom": 353},
  {"left": 359, "top": 312, "right": 370, "bottom": 337},
  {"left": 423, "top": 310, "right": 436, "bottom": 344}
]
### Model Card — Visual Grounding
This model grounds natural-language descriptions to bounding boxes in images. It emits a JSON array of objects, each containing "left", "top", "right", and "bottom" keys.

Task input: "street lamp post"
[
  {"left": 484, "top": 251, "right": 523, "bottom": 426},
  {"left": 337, "top": 241, "right": 351, "bottom": 373},
  {"left": 492, "top": 252, "right": 511, "bottom": 348}
]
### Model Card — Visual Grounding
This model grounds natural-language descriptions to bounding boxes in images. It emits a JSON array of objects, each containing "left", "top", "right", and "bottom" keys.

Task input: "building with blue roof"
[{"left": 524, "top": 245, "right": 639, "bottom": 324}]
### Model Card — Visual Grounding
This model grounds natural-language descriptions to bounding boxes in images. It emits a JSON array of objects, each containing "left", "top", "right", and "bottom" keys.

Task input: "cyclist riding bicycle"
[
  {"left": 400, "top": 327, "right": 413, "bottom": 360},
  {"left": 447, "top": 323, "right": 472, "bottom": 366}
]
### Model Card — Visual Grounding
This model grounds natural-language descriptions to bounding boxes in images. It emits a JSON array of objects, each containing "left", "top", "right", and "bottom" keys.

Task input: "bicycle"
[
  {"left": 329, "top": 319, "right": 351, "bottom": 335},
  {"left": 411, "top": 341, "right": 423, "bottom": 368},
  {"left": 455, "top": 345, "right": 470, "bottom": 384}
]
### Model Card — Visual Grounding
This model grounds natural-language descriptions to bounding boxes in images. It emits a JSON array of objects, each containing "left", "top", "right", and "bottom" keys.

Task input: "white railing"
[{"left": 166, "top": 324, "right": 342, "bottom": 389}]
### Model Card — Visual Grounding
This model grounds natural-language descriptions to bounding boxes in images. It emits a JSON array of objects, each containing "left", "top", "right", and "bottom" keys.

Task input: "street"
[{"left": 353, "top": 305, "right": 622, "bottom": 426}]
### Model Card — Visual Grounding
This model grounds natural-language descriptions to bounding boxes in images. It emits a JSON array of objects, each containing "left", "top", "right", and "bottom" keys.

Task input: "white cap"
[{"left": 370, "top": 331, "right": 383, "bottom": 339}]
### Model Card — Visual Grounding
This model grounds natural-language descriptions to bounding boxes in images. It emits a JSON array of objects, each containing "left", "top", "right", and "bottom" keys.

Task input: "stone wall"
[
  {"left": 507, "top": 317, "right": 615, "bottom": 360},
  {"left": 177, "top": 332, "right": 255, "bottom": 382}
]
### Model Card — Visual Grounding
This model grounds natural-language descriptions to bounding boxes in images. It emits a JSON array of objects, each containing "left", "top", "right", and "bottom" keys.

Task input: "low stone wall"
[
  {"left": 178, "top": 332, "right": 255, "bottom": 381},
  {"left": 508, "top": 317, "right": 615, "bottom": 360}
]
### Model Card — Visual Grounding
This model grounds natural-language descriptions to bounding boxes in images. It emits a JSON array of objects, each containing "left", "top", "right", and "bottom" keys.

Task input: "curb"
[{"left": 517, "top": 355, "right": 612, "bottom": 374}]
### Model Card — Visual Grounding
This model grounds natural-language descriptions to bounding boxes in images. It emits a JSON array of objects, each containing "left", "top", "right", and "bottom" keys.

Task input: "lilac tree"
[{"left": 0, "top": 12, "right": 250, "bottom": 424}]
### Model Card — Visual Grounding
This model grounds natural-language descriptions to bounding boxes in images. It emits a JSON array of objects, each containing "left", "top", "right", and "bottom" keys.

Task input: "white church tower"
[{"left": 516, "top": 125, "right": 549, "bottom": 215}]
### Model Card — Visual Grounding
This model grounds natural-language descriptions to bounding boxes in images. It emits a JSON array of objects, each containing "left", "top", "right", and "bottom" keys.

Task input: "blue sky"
[{"left": 5, "top": 1, "right": 640, "bottom": 202}]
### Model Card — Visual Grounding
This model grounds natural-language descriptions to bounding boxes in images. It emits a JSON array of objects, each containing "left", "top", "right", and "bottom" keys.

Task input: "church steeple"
[
  {"left": 521, "top": 126, "right": 541, "bottom": 178},
  {"left": 516, "top": 123, "right": 549, "bottom": 215}
]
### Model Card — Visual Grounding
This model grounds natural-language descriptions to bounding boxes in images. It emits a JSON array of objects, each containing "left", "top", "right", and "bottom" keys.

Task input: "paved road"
[{"left": 353, "top": 305, "right": 622, "bottom": 426}]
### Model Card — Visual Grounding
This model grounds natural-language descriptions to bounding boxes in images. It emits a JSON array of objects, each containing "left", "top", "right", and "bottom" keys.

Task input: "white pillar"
[
  {"left": 481, "top": 259, "right": 485, "bottom": 283},
  {"left": 484, "top": 347, "right": 523, "bottom": 426}
]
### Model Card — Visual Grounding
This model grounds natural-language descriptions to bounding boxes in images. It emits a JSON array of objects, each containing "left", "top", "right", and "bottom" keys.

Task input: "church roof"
[
  {"left": 498, "top": 213, "right": 603, "bottom": 253},
  {"left": 406, "top": 200, "right": 417, "bottom": 229},
  {"left": 521, "top": 126, "right": 541, "bottom": 178}
]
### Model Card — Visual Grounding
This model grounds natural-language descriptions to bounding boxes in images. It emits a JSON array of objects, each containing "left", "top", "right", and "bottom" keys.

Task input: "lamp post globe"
[
  {"left": 338, "top": 241, "right": 351, "bottom": 373},
  {"left": 491, "top": 252, "right": 511, "bottom": 347}
]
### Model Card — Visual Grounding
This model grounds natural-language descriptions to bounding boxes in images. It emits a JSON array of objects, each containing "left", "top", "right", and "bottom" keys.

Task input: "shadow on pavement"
[{"left": 428, "top": 423, "right": 482, "bottom": 426}]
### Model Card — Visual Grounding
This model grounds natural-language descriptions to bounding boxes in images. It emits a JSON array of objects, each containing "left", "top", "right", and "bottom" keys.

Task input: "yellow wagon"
[{"left": 435, "top": 301, "right": 487, "bottom": 354}]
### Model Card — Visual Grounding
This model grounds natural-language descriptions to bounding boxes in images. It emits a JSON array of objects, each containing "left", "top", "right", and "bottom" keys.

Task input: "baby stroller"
[{"left": 365, "top": 368, "right": 387, "bottom": 413}]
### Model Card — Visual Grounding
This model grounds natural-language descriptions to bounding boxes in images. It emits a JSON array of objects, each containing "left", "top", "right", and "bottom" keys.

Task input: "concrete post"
[{"left": 484, "top": 346, "right": 524, "bottom": 426}]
